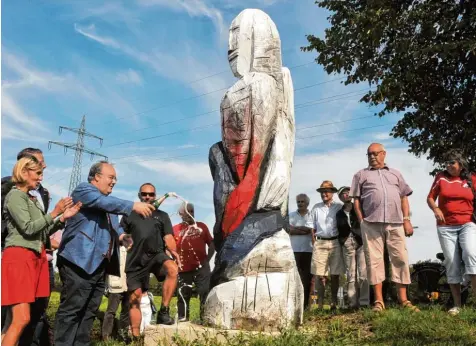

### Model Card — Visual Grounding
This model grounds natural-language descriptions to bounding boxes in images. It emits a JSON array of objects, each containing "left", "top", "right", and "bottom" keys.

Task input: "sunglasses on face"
[
  {"left": 140, "top": 192, "right": 156, "bottom": 197},
  {"left": 445, "top": 160, "right": 457, "bottom": 166},
  {"left": 297, "top": 201, "right": 306, "bottom": 204}
]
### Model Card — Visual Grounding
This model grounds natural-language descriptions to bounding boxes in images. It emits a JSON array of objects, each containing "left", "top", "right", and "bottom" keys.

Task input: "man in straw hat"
[{"left": 306, "top": 180, "right": 345, "bottom": 310}]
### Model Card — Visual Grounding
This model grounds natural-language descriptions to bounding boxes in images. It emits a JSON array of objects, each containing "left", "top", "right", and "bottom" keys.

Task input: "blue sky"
[{"left": 1, "top": 0, "right": 441, "bottom": 262}]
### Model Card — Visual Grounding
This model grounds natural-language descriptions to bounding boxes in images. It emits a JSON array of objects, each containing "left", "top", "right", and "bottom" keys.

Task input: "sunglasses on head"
[{"left": 140, "top": 192, "right": 156, "bottom": 197}]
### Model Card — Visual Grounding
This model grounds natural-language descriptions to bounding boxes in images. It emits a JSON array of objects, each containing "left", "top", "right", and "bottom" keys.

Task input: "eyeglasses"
[
  {"left": 366, "top": 151, "right": 384, "bottom": 157},
  {"left": 140, "top": 192, "right": 156, "bottom": 197},
  {"left": 445, "top": 160, "right": 457, "bottom": 166},
  {"left": 97, "top": 173, "right": 117, "bottom": 183}
]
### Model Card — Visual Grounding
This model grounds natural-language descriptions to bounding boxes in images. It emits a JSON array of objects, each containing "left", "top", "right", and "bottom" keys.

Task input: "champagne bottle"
[{"left": 152, "top": 193, "right": 170, "bottom": 209}]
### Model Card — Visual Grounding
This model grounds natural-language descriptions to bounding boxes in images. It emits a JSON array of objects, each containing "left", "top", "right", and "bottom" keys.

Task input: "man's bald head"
[
  {"left": 368, "top": 143, "right": 385, "bottom": 152},
  {"left": 367, "top": 143, "right": 386, "bottom": 168}
]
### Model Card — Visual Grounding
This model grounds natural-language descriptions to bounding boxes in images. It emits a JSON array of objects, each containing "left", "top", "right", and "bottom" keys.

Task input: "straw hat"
[{"left": 316, "top": 180, "right": 338, "bottom": 193}]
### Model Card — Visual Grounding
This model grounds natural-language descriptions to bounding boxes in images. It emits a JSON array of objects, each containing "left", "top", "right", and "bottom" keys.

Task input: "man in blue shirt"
[{"left": 54, "top": 161, "right": 155, "bottom": 346}]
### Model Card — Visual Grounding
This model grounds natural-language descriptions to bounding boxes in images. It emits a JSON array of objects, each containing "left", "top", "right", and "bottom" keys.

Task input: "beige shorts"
[
  {"left": 360, "top": 221, "right": 411, "bottom": 285},
  {"left": 310, "top": 239, "right": 344, "bottom": 276}
]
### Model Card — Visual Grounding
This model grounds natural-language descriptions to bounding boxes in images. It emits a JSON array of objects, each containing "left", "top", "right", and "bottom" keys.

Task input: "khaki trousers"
[{"left": 361, "top": 221, "right": 411, "bottom": 285}]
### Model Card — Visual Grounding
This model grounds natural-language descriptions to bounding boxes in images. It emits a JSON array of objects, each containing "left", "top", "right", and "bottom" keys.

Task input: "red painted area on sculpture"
[{"left": 222, "top": 152, "right": 263, "bottom": 237}]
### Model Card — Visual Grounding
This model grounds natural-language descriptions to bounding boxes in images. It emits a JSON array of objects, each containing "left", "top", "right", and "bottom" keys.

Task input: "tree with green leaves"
[{"left": 303, "top": 0, "right": 475, "bottom": 174}]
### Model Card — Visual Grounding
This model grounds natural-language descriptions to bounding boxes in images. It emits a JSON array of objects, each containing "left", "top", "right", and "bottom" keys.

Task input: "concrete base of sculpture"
[
  {"left": 144, "top": 322, "right": 279, "bottom": 345},
  {"left": 203, "top": 230, "right": 303, "bottom": 330}
]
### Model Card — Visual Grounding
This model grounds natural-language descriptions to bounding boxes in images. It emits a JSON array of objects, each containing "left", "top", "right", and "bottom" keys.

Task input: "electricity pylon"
[{"left": 48, "top": 115, "right": 108, "bottom": 195}]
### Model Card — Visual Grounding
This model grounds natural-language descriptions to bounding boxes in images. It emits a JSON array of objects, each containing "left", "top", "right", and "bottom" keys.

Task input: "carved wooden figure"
[{"left": 204, "top": 9, "right": 302, "bottom": 330}]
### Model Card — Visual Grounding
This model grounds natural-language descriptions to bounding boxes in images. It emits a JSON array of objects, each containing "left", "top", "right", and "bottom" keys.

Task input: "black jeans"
[
  {"left": 177, "top": 263, "right": 211, "bottom": 320},
  {"left": 31, "top": 262, "right": 55, "bottom": 346},
  {"left": 294, "top": 252, "right": 313, "bottom": 309},
  {"left": 101, "top": 292, "right": 129, "bottom": 339},
  {"left": 1, "top": 298, "right": 48, "bottom": 346},
  {"left": 54, "top": 259, "right": 106, "bottom": 346}
]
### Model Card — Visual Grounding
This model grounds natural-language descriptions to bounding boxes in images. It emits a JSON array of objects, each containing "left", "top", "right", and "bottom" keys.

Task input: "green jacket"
[{"left": 3, "top": 188, "right": 63, "bottom": 254}]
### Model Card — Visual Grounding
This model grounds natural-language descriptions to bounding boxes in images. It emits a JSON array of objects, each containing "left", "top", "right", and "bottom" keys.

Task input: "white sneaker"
[{"left": 448, "top": 307, "right": 461, "bottom": 316}]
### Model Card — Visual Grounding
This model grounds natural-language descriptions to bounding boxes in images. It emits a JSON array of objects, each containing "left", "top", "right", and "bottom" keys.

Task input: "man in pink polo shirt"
[{"left": 350, "top": 143, "right": 419, "bottom": 313}]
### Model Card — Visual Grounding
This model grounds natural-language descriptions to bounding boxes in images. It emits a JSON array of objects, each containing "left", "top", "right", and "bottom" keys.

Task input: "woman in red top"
[{"left": 427, "top": 150, "right": 476, "bottom": 316}]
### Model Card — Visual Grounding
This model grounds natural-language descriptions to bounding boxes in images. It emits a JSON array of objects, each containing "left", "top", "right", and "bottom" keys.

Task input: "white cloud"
[
  {"left": 75, "top": 2, "right": 142, "bottom": 29},
  {"left": 1, "top": 49, "right": 144, "bottom": 145},
  {"left": 1, "top": 93, "right": 49, "bottom": 133},
  {"left": 73, "top": 23, "right": 122, "bottom": 49},
  {"left": 374, "top": 132, "right": 393, "bottom": 141},
  {"left": 73, "top": 23, "right": 231, "bottom": 110},
  {"left": 1, "top": 121, "right": 49, "bottom": 143},
  {"left": 217, "top": 0, "right": 283, "bottom": 8},
  {"left": 136, "top": 159, "right": 212, "bottom": 184},
  {"left": 178, "top": 144, "right": 200, "bottom": 149},
  {"left": 116, "top": 69, "right": 143, "bottom": 85},
  {"left": 2, "top": 51, "right": 68, "bottom": 92},
  {"left": 46, "top": 184, "right": 70, "bottom": 200},
  {"left": 136, "top": 0, "right": 226, "bottom": 35}
]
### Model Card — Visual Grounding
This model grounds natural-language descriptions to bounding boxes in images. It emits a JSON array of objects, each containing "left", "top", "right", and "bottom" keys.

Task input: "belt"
[{"left": 315, "top": 236, "right": 338, "bottom": 241}]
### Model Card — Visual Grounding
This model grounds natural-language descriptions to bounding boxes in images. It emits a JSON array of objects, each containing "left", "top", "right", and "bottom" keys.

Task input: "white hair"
[{"left": 296, "top": 193, "right": 310, "bottom": 204}]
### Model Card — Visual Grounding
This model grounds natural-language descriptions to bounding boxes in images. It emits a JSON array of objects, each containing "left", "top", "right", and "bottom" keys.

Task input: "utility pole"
[{"left": 48, "top": 115, "right": 108, "bottom": 195}]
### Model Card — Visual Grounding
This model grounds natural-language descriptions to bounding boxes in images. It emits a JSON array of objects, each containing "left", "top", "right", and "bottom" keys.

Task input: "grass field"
[{"left": 46, "top": 292, "right": 476, "bottom": 345}]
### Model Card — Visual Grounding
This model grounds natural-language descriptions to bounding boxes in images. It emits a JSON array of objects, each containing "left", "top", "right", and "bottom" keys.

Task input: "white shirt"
[
  {"left": 307, "top": 201, "right": 342, "bottom": 238},
  {"left": 29, "top": 188, "right": 45, "bottom": 213},
  {"left": 289, "top": 210, "right": 313, "bottom": 253}
]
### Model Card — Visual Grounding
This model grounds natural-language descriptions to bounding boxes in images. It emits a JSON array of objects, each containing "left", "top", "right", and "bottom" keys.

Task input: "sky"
[{"left": 1, "top": 0, "right": 440, "bottom": 263}]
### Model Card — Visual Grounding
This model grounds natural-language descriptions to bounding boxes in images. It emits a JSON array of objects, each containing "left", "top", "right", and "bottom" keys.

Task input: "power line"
[
  {"left": 105, "top": 116, "right": 387, "bottom": 161},
  {"left": 105, "top": 123, "right": 218, "bottom": 148},
  {"left": 296, "top": 123, "right": 392, "bottom": 140},
  {"left": 95, "top": 60, "right": 318, "bottom": 125},
  {"left": 107, "top": 76, "right": 348, "bottom": 139},
  {"left": 46, "top": 121, "right": 393, "bottom": 189},
  {"left": 109, "top": 113, "right": 387, "bottom": 160},
  {"left": 296, "top": 115, "right": 375, "bottom": 131},
  {"left": 295, "top": 88, "right": 371, "bottom": 109},
  {"left": 106, "top": 89, "right": 373, "bottom": 148}
]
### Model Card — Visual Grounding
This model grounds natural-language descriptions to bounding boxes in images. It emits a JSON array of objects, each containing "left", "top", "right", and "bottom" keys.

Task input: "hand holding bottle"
[{"left": 133, "top": 202, "right": 155, "bottom": 217}]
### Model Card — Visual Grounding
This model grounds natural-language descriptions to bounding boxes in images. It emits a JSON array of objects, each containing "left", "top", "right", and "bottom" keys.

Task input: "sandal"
[
  {"left": 401, "top": 300, "right": 420, "bottom": 312},
  {"left": 372, "top": 300, "right": 385, "bottom": 313}
]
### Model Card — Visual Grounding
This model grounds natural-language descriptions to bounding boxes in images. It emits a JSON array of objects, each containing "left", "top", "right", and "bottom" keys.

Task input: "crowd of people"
[
  {"left": 288, "top": 143, "right": 476, "bottom": 315},
  {"left": 0, "top": 142, "right": 475, "bottom": 345},
  {"left": 0, "top": 150, "right": 214, "bottom": 345}
]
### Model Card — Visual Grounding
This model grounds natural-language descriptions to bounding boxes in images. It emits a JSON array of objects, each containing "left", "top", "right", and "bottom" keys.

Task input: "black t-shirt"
[{"left": 120, "top": 209, "right": 173, "bottom": 273}]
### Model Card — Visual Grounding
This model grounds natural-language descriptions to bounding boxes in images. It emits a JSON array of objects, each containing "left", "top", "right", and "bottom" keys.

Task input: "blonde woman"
[{"left": 1, "top": 156, "right": 81, "bottom": 345}]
